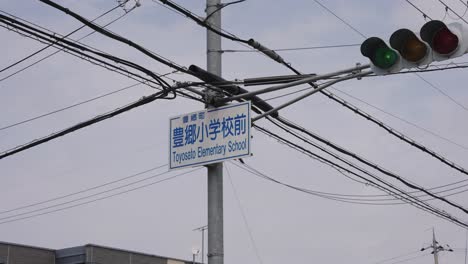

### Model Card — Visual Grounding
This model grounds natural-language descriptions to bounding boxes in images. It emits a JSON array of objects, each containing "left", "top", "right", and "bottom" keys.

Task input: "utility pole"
[
  {"left": 433, "top": 229, "right": 439, "bottom": 264},
  {"left": 206, "top": 1, "right": 223, "bottom": 264},
  {"left": 421, "top": 228, "right": 453, "bottom": 264},
  {"left": 193, "top": 225, "right": 208, "bottom": 264}
]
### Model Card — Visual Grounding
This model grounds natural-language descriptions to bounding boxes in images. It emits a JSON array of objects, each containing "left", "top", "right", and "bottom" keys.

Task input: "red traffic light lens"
[{"left": 433, "top": 28, "right": 459, "bottom": 55}]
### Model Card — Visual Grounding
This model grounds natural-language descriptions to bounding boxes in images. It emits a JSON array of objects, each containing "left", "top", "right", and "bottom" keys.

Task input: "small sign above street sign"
[{"left": 169, "top": 101, "right": 251, "bottom": 169}]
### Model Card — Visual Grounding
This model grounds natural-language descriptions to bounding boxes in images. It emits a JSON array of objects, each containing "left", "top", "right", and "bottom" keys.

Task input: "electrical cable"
[
  {"left": 232, "top": 157, "right": 468, "bottom": 228},
  {"left": 204, "top": 0, "right": 246, "bottom": 22},
  {"left": 0, "top": 14, "right": 203, "bottom": 103},
  {"left": 155, "top": 0, "right": 299, "bottom": 73},
  {"left": 162, "top": 0, "right": 468, "bottom": 183},
  {"left": 275, "top": 116, "right": 468, "bottom": 215},
  {"left": 311, "top": 0, "right": 366, "bottom": 39},
  {"left": 156, "top": 0, "right": 248, "bottom": 44},
  {"left": 38, "top": 0, "right": 190, "bottom": 73},
  {"left": 372, "top": 250, "right": 424, "bottom": 264},
  {"left": 0, "top": 168, "right": 201, "bottom": 225},
  {"left": 0, "top": 163, "right": 167, "bottom": 215},
  {"left": 0, "top": 82, "right": 139, "bottom": 131},
  {"left": 320, "top": 89, "right": 468, "bottom": 178},
  {"left": 330, "top": 87, "right": 468, "bottom": 152},
  {"left": 0, "top": 13, "right": 208, "bottom": 105},
  {"left": 401, "top": 2, "right": 468, "bottom": 112},
  {"left": 0, "top": 4, "right": 122, "bottom": 75},
  {"left": 264, "top": 116, "right": 468, "bottom": 218},
  {"left": 225, "top": 164, "right": 264, "bottom": 264},
  {"left": 268, "top": 1, "right": 468, "bottom": 182},
  {"left": 222, "top": 43, "right": 361, "bottom": 53},
  {"left": 0, "top": 85, "right": 182, "bottom": 160},
  {"left": 405, "top": 0, "right": 433, "bottom": 20},
  {"left": 263, "top": 82, "right": 468, "bottom": 154},
  {"left": 438, "top": 0, "right": 468, "bottom": 24},
  {"left": 261, "top": 118, "right": 468, "bottom": 202},
  {"left": 0, "top": 70, "right": 179, "bottom": 132},
  {"left": 235, "top": 160, "right": 468, "bottom": 204},
  {"left": 459, "top": 0, "right": 468, "bottom": 8},
  {"left": 386, "top": 254, "right": 430, "bottom": 264},
  {"left": 0, "top": 5, "right": 134, "bottom": 83},
  {"left": 414, "top": 73, "right": 468, "bottom": 112},
  {"left": 251, "top": 125, "right": 468, "bottom": 228},
  {"left": 0, "top": 13, "right": 172, "bottom": 93},
  {"left": 0, "top": 165, "right": 172, "bottom": 220}
]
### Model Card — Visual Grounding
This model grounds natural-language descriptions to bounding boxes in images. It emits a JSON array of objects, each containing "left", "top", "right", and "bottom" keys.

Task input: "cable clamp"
[{"left": 353, "top": 62, "right": 362, "bottom": 80}]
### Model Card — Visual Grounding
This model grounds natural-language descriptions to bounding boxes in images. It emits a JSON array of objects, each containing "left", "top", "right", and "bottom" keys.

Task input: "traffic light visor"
[
  {"left": 361, "top": 37, "right": 398, "bottom": 69},
  {"left": 421, "top": 20, "right": 459, "bottom": 55},
  {"left": 390, "top": 29, "right": 427, "bottom": 62}
]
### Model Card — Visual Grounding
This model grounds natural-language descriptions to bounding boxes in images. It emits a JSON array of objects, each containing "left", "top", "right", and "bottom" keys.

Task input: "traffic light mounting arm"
[
  {"left": 251, "top": 69, "right": 372, "bottom": 122},
  {"left": 215, "top": 63, "right": 370, "bottom": 105}
]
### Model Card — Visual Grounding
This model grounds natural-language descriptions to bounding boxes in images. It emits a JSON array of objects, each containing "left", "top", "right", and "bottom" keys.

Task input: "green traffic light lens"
[{"left": 374, "top": 47, "right": 398, "bottom": 69}]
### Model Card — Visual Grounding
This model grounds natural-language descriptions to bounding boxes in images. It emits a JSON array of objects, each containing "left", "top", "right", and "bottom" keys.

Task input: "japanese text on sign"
[{"left": 169, "top": 102, "right": 251, "bottom": 169}]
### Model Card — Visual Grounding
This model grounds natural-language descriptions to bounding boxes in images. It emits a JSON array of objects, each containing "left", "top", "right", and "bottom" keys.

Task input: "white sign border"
[{"left": 168, "top": 101, "right": 251, "bottom": 170}]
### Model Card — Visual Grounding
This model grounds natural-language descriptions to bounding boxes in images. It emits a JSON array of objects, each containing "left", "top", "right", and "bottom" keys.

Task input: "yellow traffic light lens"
[{"left": 401, "top": 37, "right": 428, "bottom": 62}]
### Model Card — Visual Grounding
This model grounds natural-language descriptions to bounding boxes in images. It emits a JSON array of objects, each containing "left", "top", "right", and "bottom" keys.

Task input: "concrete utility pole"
[
  {"left": 421, "top": 228, "right": 453, "bottom": 264},
  {"left": 193, "top": 225, "right": 208, "bottom": 264},
  {"left": 433, "top": 229, "right": 439, "bottom": 264},
  {"left": 206, "top": 1, "right": 223, "bottom": 264}
]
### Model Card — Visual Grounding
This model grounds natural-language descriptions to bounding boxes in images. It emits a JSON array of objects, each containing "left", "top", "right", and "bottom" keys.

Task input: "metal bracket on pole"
[
  {"left": 354, "top": 62, "right": 363, "bottom": 80},
  {"left": 251, "top": 70, "right": 372, "bottom": 122},
  {"left": 215, "top": 63, "right": 370, "bottom": 105}
]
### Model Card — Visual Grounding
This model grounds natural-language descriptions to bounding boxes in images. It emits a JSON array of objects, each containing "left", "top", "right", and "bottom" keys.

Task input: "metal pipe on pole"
[
  {"left": 206, "top": 1, "right": 224, "bottom": 264},
  {"left": 215, "top": 63, "right": 370, "bottom": 104},
  {"left": 251, "top": 71, "right": 372, "bottom": 122}
]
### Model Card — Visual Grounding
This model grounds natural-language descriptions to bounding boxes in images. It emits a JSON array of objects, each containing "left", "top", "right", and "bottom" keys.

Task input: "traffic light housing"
[{"left": 361, "top": 20, "right": 468, "bottom": 75}]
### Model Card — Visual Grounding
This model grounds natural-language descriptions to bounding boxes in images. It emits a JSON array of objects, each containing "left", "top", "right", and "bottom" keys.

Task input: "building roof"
[
  {"left": 84, "top": 243, "right": 194, "bottom": 263},
  {"left": 0, "top": 241, "right": 54, "bottom": 252}
]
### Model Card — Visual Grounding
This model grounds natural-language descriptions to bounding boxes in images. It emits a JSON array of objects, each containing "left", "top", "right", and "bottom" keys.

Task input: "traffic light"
[{"left": 361, "top": 20, "right": 468, "bottom": 75}]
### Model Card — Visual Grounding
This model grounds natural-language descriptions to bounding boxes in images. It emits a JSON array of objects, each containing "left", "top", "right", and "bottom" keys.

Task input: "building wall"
[
  {"left": 87, "top": 245, "right": 191, "bottom": 264},
  {"left": 0, "top": 243, "right": 55, "bottom": 264},
  {"left": 0, "top": 242, "right": 193, "bottom": 264}
]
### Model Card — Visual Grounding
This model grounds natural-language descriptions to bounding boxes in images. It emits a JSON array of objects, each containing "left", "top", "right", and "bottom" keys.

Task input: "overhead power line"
[
  {"left": 0, "top": 70, "right": 179, "bottom": 132},
  {"left": 225, "top": 164, "right": 264, "bottom": 264},
  {"left": 0, "top": 82, "right": 138, "bottom": 131},
  {"left": 0, "top": 4, "right": 121, "bottom": 75},
  {"left": 275, "top": 116, "right": 468, "bottom": 215},
  {"left": 0, "top": 6, "right": 134, "bottom": 83},
  {"left": 288, "top": 1, "right": 468, "bottom": 178},
  {"left": 0, "top": 12, "right": 202, "bottom": 102},
  {"left": 0, "top": 163, "right": 167, "bottom": 215},
  {"left": 234, "top": 160, "right": 468, "bottom": 204},
  {"left": 405, "top": 0, "right": 433, "bottom": 20},
  {"left": 155, "top": 0, "right": 300, "bottom": 73},
  {"left": 257, "top": 121, "right": 455, "bottom": 212},
  {"left": 311, "top": 0, "right": 366, "bottom": 38},
  {"left": 265, "top": 117, "right": 468, "bottom": 206},
  {"left": 158, "top": 0, "right": 468, "bottom": 180},
  {"left": 0, "top": 12, "right": 173, "bottom": 92},
  {"left": 38, "top": 0, "right": 189, "bottom": 73},
  {"left": 438, "top": 0, "right": 468, "bottom": 25},
  {"left": 0, "top": 168, "right": 201, "bottom": 225},
  {"left": 222, "top": 43, "right": 361, "bottom": 53},
  {"left": 372, "top": 250, "right": 424, "bottom": 264},
  {"left": 331, "top": 88, "right": 468, "bottom": 152},
  {"left": 252, "top": 125, "right": 468, "bottom": 228},
  {"left": 0, "top": 85, "right": 183, "bottom": 160}
]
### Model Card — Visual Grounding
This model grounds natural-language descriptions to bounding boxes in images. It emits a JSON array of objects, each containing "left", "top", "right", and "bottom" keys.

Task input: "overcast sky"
[{"left": 1, "top": 0, "right": 468, "bottom": 264}]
